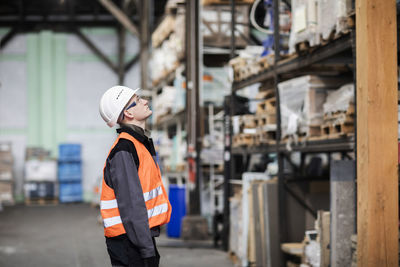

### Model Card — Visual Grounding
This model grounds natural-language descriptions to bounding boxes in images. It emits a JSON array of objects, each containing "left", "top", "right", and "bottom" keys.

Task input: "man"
[{"left": 99, "top": 85, "right": 172, "bottom": 267}]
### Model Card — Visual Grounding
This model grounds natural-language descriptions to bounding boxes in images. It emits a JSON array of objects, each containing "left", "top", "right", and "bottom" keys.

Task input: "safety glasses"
[{"left": 121, "top": 95, "right": 141, "bottom": 120}]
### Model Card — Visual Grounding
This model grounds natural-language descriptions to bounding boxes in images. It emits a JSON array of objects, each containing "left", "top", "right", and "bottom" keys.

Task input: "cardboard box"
[
  {"left": 25, "top": 147, "right": 50, "bottom": 160},
  {"left": 0, "top": 143, "right": 14, "bottom": 182},
  {"left": 0, "top": 181, "right": 14, "bottom": 205}
]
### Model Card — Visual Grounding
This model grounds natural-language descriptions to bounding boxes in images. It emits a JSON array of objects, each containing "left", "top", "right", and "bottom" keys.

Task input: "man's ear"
[{"left": 123, "top": 109, "right": 134, "bottom": 119}]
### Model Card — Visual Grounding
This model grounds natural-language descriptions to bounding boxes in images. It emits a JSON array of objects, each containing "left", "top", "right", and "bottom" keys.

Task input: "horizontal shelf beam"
[
  {"left": 232, "top": 34, "right": 353, "bottom": 91},
  {"left": 231, "top": 137, "right": 355, "bottom": 155}
]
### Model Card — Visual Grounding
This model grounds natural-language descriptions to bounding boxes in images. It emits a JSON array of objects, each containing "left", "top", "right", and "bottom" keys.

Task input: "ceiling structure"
[
  {"left": 0, "top": 0, "right": 167, "bottom": 29},
  {"left": 0, "top": 0, "right": 168, "bottom": 87}
]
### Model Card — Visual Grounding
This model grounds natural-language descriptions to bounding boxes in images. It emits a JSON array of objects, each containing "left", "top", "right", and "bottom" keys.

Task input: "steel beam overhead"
[
  {"left": 124, "top": 54, "right": 139, "bottom": 72},
  {"left": 74, "top": 29, "right": 118, "bottom": 73},
  {"left": 140, "top": 0, "right": 150, "bottom": 90},
  {"left": 0, "top": 27, "right": 18, "bottom": 49},
  {"left": 98, "top": 0, "right": 139, "bottom": 36}
]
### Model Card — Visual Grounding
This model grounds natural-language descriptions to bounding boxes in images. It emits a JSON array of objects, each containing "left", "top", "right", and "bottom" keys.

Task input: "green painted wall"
[
  {"left": 53, "top": 34, "right": 67, "bottom": 156},
  {"left": 27, "top": 34, "right": 41, "bottom": 146},
  {"left": 26, "top": 31, "right": 67, "bottom": 156}
]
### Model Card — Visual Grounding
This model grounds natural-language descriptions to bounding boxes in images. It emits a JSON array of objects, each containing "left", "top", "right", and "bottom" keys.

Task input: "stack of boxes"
[
  {"left": 24, "top": 148, "right": 58, "bottom": 203},
  {"left": 58, "top": 144, "right": 83, "bottom": 203},
  {"left": 0, "top": 143, "right": 14, "bottom": 205}
]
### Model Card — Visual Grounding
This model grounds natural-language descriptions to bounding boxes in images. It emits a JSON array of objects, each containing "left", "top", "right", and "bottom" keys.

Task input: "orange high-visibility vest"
[{"left": 100, "top": 132, "right": 172, "bottom": 237}]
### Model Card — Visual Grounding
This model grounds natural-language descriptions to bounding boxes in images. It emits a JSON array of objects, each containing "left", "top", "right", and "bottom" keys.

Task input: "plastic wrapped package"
[
  {"left": 317, "top": 0, "right": 336, "bottom": 40},
  {"left": 202, "top": 67, "right": 231, "bottom": 107},
  {"left": 318, "top": 0, "right": 353, "bottom": 41},
  {"left": 229, "top": 194, "right": 242, "bottom": 259},
  {"left": 153, "top": 86, "right": 177, "bottom": 121},
  {"left": 304, "top": 240, "right": 321, "bottom": 267},
  {"left": 288, "top": 0, "right": 319, "bottom": 53},
  {"left": 323, "top": 83, "right": 354, "bottom": 115},
  {"left": 336, "top": 0, "right": 353, "bottom": 35},
  {"left": 278, "top": 75, "right": 350, "bottom": 137}
]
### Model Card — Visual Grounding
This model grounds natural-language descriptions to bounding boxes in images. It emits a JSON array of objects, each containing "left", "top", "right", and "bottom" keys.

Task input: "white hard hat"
[{"left": 99, "top": 86, "right": 140, "bottom": 127}]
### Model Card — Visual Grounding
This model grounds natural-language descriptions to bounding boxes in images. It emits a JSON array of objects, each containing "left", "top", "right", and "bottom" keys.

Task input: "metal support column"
[
  {"left": 118, "top": 26, "right": 126, "bottom": 84},
  {"left": 186, "top": 0, "right": 201, "bottom": 215},
  {"left": 273, "top": 0, "right": 286, "bottom": 265},
  {"left": 140, "top": 0, "right": 150, "bottom": 90},
  {"left": 222, "top": 0, "right": 236, "bottom": 251}
]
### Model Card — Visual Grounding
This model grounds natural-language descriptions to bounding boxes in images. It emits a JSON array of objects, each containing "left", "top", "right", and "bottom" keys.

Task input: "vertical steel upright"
[
  {"left": 186, "top": 0, "right": 201, "bottom": 215},
  {"left": 140, "top": 0, "right": 150, "bottom": 90},
  {"left": 272, "top": 0, "right": 287, "bottom": 252},
  {"left": 222, "top": 0, "right": 236, "bottom": 251}
]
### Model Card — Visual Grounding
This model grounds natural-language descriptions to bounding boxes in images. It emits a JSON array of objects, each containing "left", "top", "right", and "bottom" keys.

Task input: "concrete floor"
[{"left": 0, "top": 204, "right": 233, "bottom": 267}]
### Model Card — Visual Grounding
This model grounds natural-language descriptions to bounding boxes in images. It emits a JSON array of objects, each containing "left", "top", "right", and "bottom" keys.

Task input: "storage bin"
[
  {"left": 59, "top": 144, "right": 81, "bottom": 161},
  {"left": 59, "top": 182, "right": 82, "bottom": 203},
  {"left": 24, "top": 181, "right": 57, "bottom": 199},
  {"left": 58, "top": 162, "right": 81, "bottom": 182},
  {"left": 167, "top": 185, "right": 186, "bottom": 238},
  {"left": 25, "top": 160, "right": 57, "bottom": 182}
]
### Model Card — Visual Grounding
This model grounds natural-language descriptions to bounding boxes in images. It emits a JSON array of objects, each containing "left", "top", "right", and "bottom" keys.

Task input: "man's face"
[{"left": 125, "top": 94, "right": 152, "bottom": 121}]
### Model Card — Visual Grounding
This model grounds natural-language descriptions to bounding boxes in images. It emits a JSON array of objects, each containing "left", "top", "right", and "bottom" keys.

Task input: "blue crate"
[
  {"left": 59, "top": 144, "right": 81, "bottom": 161},
  {"left": 59, "top": 182, "right": 82, "bottom": 203},
  {"left": 58, "top": 162, "right": 82, "bottom": 182}
]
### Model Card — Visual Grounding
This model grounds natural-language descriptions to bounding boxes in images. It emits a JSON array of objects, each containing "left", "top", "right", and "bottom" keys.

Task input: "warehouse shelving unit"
[{"left": 222, "top": 0, "right": 358, "bottom": 263}]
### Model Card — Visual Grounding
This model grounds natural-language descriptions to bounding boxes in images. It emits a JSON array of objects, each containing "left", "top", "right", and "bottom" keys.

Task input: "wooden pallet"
[
  {"left": 255, "top": 130, "right": 277, "bottom": 145},
  {"left": 324, "top": 103, "right": 355, "bottom": 122},
  {"left": 202, "top": 0, "right": 254, "bottom": 5},
  {"left": 240, "top": 114, "right": 257, "bottom": 129},
  {"left": 256, "top": 88, "right": 275, "bottom": 100},
  {"left": 299, "top": 125, "right": 323, "bottom": 138},
  {"left": 256, "top": 97, "right": 276, "bottom": 114},
  {"left": 202, "top": 163, "right": 224, "bottom": 173},
  {"left": 228, "top": 251, "right": 239, "bottom": 265},
  {"left": 25, "top": 198, "right": 59, "bottom": 206},
  {"left": 258, "top": 56, "right": 270, "bottom": 71},
  {"left": 233, "top": 133, "right": 256, "bottom": 147},
  {"left": 152, "top": 15, "right": 176, "bottom": 48},
  {"left": 321, "top": 121, "right": 354, "bottom": 139},
  {"left": 255, "top": 114, "right": 276, "bottom": 126},
  {"left": 295, "top": 41, "right": 311, "bottom": 55}
]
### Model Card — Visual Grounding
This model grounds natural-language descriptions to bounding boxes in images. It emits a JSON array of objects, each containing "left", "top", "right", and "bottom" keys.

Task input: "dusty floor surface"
[{"left": 0, "top": 204, "right": 233, "bottom": 267}]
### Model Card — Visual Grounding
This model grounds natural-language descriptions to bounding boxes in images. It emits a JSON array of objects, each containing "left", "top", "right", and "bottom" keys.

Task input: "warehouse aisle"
[{"left": 0, "top": 204, "right": 232, "bottom": 267}]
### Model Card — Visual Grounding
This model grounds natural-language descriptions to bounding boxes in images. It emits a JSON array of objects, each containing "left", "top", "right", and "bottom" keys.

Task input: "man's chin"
[{"left": 145, "top": 110, "right": 153, "bottom": 118}]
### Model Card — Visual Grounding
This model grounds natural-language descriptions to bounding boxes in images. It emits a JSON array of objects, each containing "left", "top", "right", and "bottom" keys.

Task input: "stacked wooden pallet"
[
  {"left": 230, "top": 55, "right": 273, "bottom": 82},
  {"left": 320, "top": 103, "right": 355, "bottom": 139},
  {"left": 254, "top": 89, "right": 277, "bottom": 145},
  {"left": 152, "top": 16, "right": 176, "bottom": 48},
  {"left": 233, "top": 115, "right": 257, "bottom": 147},
  {"left": 232, "top": 88, "right": 278, "bottom": 147},
  {"left": 202, "top": 0, "right": 254, "bottom": 5}
]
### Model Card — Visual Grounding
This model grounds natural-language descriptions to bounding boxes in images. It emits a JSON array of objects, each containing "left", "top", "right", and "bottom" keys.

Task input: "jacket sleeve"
[{"left": 108, "top": 150, "right": 155, "bottom": 258}]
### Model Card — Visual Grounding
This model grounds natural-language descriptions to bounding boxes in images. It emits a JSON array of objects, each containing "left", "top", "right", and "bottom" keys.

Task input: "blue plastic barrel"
[{"left": 167, "top": 185, "right": 186, "bottom": 238}]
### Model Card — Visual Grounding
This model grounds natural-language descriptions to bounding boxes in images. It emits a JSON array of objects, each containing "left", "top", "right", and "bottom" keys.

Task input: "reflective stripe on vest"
[{"left": 100, "top": 132, "right": 172, "bottom": 238}]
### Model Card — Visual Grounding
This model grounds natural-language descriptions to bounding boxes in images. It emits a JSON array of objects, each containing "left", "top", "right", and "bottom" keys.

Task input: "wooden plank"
[
  {"left": 247, "top": 186, "right": 256, "bottom": 265},
  {"left": 356, "top": 0, "right": 398, "bottom": 266},
  {"left": 317, "top": 211, "right": 330, "bottom": 267},
  {"left": 251, "top": 182, "right": 263, "bottom": 266}
]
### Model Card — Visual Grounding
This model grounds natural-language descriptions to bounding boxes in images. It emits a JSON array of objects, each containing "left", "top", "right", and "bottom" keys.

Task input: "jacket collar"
[{"left": 116, "top": 126, "right": 148, "bottom": 144}]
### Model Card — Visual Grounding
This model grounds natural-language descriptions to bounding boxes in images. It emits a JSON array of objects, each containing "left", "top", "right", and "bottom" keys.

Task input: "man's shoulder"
[{"left": 108, "top": 138, "right": 138, "bottom": 160}]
